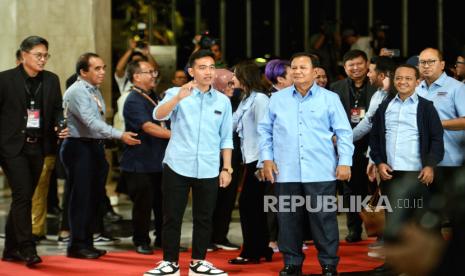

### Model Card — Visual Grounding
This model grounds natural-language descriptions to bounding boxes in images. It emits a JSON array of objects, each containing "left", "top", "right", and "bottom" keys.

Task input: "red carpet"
[{"left": 0, "top": 239, "right": 382, "bottom": 275}]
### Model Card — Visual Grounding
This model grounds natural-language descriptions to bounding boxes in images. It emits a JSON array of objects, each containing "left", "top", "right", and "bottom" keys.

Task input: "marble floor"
[{"left": 0, "top": 176, "right": 354, "bottom": 257}]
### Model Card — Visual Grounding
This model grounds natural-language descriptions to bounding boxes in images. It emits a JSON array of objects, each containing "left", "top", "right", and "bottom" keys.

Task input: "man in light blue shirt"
[
  {"left": 415, "top": 48, "right": 465, "bottom": 214},
  {"left": 258, "top": 53, "right": 353, "bottom": 276},
  {"left": 146, "top": 50, "right": 232, "bottom": 276}
]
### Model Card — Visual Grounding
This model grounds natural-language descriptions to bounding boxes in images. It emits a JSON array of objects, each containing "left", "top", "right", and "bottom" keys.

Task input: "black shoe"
[
  {"left": 228, "top": 256, "right": 260, "bottom": 264},
  {"left": 3, "top": 249, "right": 42, "bottom": 267},
  {"left": 91, "top": 247, "right": 107, "bottom": 257},
  {"left": 103, "top": 211, "right": 123, "bottom": 222},
  {"left": 345, "top": 231, "right": 362, "bottom": 243},
  {"left": 136, "top": 244, "right": 153, "bottom": 255},
  {"left": 322, "top": 265, "right": 338, "bottom": 276},
  {"left": 207, "top": 243, "right": 218, "bottom": 252},
  {"left": 32, "top": 235, "right": 46, "bottom": 244},
  {"left": 67, "top": 248, "right": 101, "bottom": 259},
  {"left": 373, "top": 263, "right": 391, "bottom": 273},
  {"left": 279, "top": 264, "right": 302, "bottom": 276},
  {"left": 214, "top": 240, "right": 241, "bottom": 250}
]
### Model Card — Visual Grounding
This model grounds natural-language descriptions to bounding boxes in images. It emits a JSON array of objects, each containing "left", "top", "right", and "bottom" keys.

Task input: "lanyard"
[
  {"left": 90, "top": 92, "right": 104, "bottom": 116},
  {"left": 132, "top": 86, "right": 157, "bottom": 107}
]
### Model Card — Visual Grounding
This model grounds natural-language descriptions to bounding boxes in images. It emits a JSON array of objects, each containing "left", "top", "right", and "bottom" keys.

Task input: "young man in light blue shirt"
[
  {"left": 258, "top": 52, "right": 354, "bottom": 276},
  {"left": 146, "top": 50, "right": 232, "bottom": 276}
]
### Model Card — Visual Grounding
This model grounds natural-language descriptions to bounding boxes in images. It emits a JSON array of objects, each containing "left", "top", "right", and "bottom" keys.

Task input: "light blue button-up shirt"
[
  {"left": 353, "top": 89, "right": 388, "bottom": 141},
  {"left": 233, "top": 91, "right": 269, "bottom": 164},
  {"left": 63, "top": 78, "right": 122, "bottom": 139},
  {"left": 258, "top": 84, "right": 354, "bottom": 183},
  {"left": 153, "top": 86, "right": 233, "bottom": 178},
  {"left": 385, "top": 93, "right": 422, "bottom": 171},
  {"left": 416, "top": 72, "right": 465, "bottom": 166}
]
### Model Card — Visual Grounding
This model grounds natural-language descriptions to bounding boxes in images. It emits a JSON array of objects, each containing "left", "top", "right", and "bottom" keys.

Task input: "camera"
[
  {"left": 57, "top": 119, "right": 67, "bottom": 133},
  {"left": 198, "top": 31, "right": 219, "bottom": 50},
  {"left": 136, "top": 40, "right": 148, "bottom": 49}
]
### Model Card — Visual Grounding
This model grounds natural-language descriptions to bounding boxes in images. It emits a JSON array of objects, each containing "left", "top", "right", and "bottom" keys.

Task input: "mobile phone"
[{"left": 387, "top": 48, "right": 400, "bottom": 57}]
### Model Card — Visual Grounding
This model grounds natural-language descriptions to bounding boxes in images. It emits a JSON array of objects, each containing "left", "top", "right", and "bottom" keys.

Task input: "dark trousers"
[
  {"left": 265, "top": 183, "right": 278, "bottom": 241},
  {"left": 238, "top": 162, "right": 270, "bottom": 258},
  {"left": 276, "top": 181, "right": 339, "bottom": 267},
  {"left": 344, "top": 143, "right": 374, "bottom": 235},
  {"left": 123, "top": 171, "right": 163, "bottom": 246},
  {"left": 61, "top": 138, "right": 108, "bottom": 250},
  {"left": 381, "top": 171, "right": 431, "bottom": 241},
  {"left": 162, "top": 165, "right": 218, "bottom": 262},
  {"left": 2, "top": 143, "right": 43, "bottom": 253}
]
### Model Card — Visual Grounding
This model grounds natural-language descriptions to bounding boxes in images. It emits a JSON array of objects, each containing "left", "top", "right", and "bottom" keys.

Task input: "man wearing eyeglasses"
[
  {"left": 454, "top": 52, "right": 465, "bottom": 82},
  {"left": 120, "top": 60, "right": 170, "bottom": 255},
  {"left": 0, "top": 36, "right": 65, "bottom": 267},
  {"left": 416, "top": 47, "right": 465, "bottom": 229}
]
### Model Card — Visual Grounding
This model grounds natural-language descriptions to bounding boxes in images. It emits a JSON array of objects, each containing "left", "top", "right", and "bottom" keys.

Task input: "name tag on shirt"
[
  {"left": 214, "top": 110, "right": 222, "bottom": 115},
  {"left": 27, "top": 109, "right": 41, "bottom": 128},
  {"left": 437, "top": 91, "right": 447, "bottom": 96},
  {"left": 350, "top": 107, "right": 365, "bottom": 123}
]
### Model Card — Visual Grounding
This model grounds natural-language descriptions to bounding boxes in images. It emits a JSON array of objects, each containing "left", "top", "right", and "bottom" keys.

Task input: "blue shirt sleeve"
[
  {"left": 153, "top": 88, "right": 179, "bottom": 121},
  {"left": 66, "top": 89, "right": 122, "bottom": 139},
  {"left": 219, "top": 98, "right": 234, "bottom": 149},
  {"left": 329, "top": 94, "right": 354, "bottom": 166},
  {"left": 257, "top": 96, "right": 275, "bottom": 162}
]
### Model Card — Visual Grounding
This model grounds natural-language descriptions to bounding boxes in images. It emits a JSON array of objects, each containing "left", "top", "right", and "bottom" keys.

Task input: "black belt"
[
  {"left": 25, "top": 137, "right": 40, "bottom": 143},
  {"left": 71, "top": 137, "right": 105, "bottom": 144}
]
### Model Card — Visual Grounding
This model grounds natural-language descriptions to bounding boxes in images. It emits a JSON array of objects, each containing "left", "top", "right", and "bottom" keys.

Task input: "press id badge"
[
  {"left": 350, "top": 107, "right": 365, "bottom": 123},
  {"left": 27, "top": 109, "right": 41, "bottom": 128}
]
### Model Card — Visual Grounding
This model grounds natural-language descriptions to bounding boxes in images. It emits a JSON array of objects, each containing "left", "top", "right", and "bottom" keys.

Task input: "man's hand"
[
  {"left": 129, "top": 38, "right": 137, "bottom": 50},
  {"left": 177, "top": 81, "right": 196, "bottom": 101},
  {"left": 366, "top": 162, "right": 377, "bottom": 182},
  {"left": 336, "top": 165, "right": 351, "bottom": 181},
  {"left": 263, "top": 160, "right": 279, "bottom": 183},
  {"left": 255, "top": 169, "right": 265, "bottom": 182},
  {"left": 121, "top": 132, "right": 141, "bottom": 145},
  {"left": 219, "top": 171, "right": 232, "bottom": 188},
  {"left": 55, "top": 126, "right": 70, "bottom": 139},
  {"left": 377, "top": 163, "right": 393, "bottom": 181},
  {"left": 418, "top": 166, "right": 434, "bottom": 186}
]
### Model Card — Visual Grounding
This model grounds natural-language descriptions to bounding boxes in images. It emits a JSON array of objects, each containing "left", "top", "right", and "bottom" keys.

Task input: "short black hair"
[
  {"left": 15, "top": 49, "right": 21, "bottom": 61},
  {"left": 395, "top": 63, "right": 420, "bottom": 80},
  {"left": 375, "top": 56, "right": 396, "bottom": 77},
  {"left": 289, "top": 52, "right": 320, "bottom": 67},
  {"left": 76, "top": 52, "right": 100, "bottom": 75},
  {"left": 19, "top": 36, "right": 48, "bottom": 52},
  {"left": 126, "top": 60, "right": 143, "bottom": 83},
  {"left": 188, "top": 49, "right": 215, "bottom": 68},
  {"left": 343, "top": 49, "right": 368, "bottom": 64}
]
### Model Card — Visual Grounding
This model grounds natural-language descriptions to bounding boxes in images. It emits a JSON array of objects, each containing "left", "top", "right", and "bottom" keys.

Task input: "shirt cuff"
[
  {"left": 260, "top": 151, "right": 273, "bottom": 162},
  {"left": 338, "top": 155, "right": 353, "bottom": 166},
  {"left": 220, "top": 139, "right": 233, "bottom": 149},
  {"left": 111, "top": 128, "right": 123, "bottom": 139}
]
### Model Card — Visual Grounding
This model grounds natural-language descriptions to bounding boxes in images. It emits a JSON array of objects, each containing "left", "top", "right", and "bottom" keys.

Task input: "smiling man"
[
  {"left": 258, "top": 52, "right": 353, "bottom": 276},
  {"left": 0, "top": 36, "right": 64, "bottom": 267},
  {"left": 146, "top": 50, "right": 233, "bottom": 276}
]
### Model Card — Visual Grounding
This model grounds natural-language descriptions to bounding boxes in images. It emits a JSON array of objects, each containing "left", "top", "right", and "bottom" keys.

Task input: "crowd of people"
[{"left": 0, "top": 32, "right": 464, "bottom": 276}]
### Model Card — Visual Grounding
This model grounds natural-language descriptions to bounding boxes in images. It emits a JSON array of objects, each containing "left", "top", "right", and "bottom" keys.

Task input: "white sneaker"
[
  {"left": 189, "top": 260, "right": 227, "bottom": 276},
  {"left": 144, "top": 261, "right": 180, "bottom": 276}
]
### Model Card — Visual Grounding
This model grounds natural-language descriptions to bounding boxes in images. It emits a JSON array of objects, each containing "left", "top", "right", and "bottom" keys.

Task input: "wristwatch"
[{"left": 222, "top": 167, "right": 233, "bottom": 174}]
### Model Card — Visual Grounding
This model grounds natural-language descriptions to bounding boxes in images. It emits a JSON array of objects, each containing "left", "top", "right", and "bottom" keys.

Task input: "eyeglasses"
[
  {"left": 455, "top": 61, "right": 465, "bottom": 65},
  {"left": 28, "top": 52, "right": 51, "bottom": 60},
  {"left": 419, "top": 59, "right": 437, "bottom": 67},
  {"left": 138, "top": 70, "right": 158, "bottom": 77}
]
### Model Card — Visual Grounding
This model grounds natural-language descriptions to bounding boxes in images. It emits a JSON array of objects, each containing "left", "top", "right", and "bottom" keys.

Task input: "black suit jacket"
[
  {"left": 330, "top": 78, "right": 378, "bottom": 121},
  {"left": 0, "top": 65, "right": 63, "bottom": 158}
]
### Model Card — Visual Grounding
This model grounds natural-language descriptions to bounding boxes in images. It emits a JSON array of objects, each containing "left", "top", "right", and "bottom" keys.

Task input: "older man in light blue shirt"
[
  {"left": 147, "top": 50, "right": 232, "bottom": 276},
  {"left": 258, "top": 53, "right": 353, "bottom": 276}
]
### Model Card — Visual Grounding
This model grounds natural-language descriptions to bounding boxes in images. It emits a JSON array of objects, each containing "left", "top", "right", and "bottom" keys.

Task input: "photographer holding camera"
[
  {"left": 114, "top": 38, "right": 158, "bottom": 131},
  {"left": 192, "top": 32, "right": 227, "bottom": 68}
]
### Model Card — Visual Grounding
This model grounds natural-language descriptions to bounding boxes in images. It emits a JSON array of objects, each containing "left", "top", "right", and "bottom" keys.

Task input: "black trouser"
[
  {"left": 276, "top": 181, "right": 339, "bottom": 267},
  {"left": 61, "top": 138, "right": 108, "bottom": 250},
  {"left": 211, "top": 134, "right": 242, "bottom": 244},
  {"left": 344, "top": 142, "right": 374, "bottom": 235},
  {"left": 2, "top": 142, "right": 43, "bottom": 254},
  {"left": 162, "top": 165, "right": 218, "bottom": 262},
  {"left": 238, "top": 161, "right": 270, "bottom": 258},
  {"left": 381, "top": 171, "right": 431, "bottom": 241},
  {"left": 265, "top": 183, "right": 278, "bottom": 242},
  {"left": 123, "top": 171, "right": 163, "bottom": 246}
]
